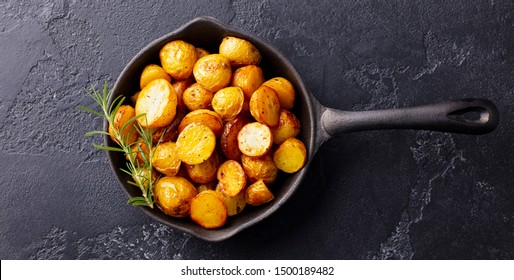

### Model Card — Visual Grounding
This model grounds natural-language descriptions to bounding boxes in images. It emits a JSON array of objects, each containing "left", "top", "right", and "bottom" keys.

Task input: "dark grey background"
[{"left": 1, "top": 0, "right": 513, "bottom": 259}]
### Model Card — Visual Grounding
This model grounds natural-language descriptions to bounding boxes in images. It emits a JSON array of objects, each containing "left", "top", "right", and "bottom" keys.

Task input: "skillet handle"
[{"left": 321, "top": 98, "right": 499, "bottom": 136}]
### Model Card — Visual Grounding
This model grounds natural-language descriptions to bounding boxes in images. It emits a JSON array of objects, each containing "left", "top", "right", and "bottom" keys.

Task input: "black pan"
[{"left": 108, "top": 17, "right": 499, "bottom": 242}]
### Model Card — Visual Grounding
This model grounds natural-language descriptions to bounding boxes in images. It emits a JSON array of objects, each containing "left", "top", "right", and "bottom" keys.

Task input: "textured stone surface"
[{"left": 1, "top": 0, "right": 513, "bottom": 259}]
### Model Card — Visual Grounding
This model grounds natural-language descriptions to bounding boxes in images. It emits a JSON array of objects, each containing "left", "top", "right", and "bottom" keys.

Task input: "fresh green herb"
[{"left": 78, "top": 82, "right": 158, "bottom": 208}]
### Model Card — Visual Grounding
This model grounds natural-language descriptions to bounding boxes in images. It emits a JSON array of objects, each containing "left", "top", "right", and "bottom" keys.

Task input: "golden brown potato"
[
  {"left": 270, "top": 109, "right": 301, "bottom": 145},
  {"left": 193, "top": 54, "right": 232, "bottom": 92},
  {"left": 273, "top": 137, "right": 307, "bottom": 173},
  {"left": 176, "top": 123, "right": 216, "bottom": 165},
  {"left": 172, "top": 79, "right": 194, "bottom": 111},
  {"left": 221, "top": 114, "right": 251, "bottom": 160},
  {"left": 219, "top": 36, "right": 261, "bottom": 67},
  {"left": 211, "top": 86, "right": 245, "bottom": 120},
  {"left": 178, "top": 109, "right": 223, "bottom": 137},
  {"left": 263, "top": 77, "right": 295, "bottom": 109},
  {"left": 250, "top": 85, "right": 281, "bottom": 127},
  {"left": 154, "top": 176, "right": 198, "bottom": 218},
  {"left": 126, "top": 138, "right": 150, "bottom": 164},
  {"left": 130, "top": 91, "right": 140, "bottom": 105},
  {"left": 131, "top": 167, "right": 157, "bottom": 187},
  {"left": 196, "top": 47, "right": 210, "bottom": 59},
  {"left": 196, "top": 182, "right": 217, "bottom": 193},
  {"left": 108, "top": 105, "right": 139, "bottom": 145},
  {"left": 151, "top": 108, "right": 185, "bottom": 144},
  {"left": 190, "top": 191, "right": 227, "bottom": 229},
  {"left": 241, "top": 154, "right": 278, "bottom": 184},
  {"left": 215, "top": 185, "right": 246, "bottom": 216},
  {"left": 151, "top": 142, "right": 181, "bottom": 176},
  {"left": 135, "top": 79, "right": 177, "bottom": 128},
  {"left": 237, "top": 122, "right": 273, "bottom": 157},
  {"left": 140, "top": 64, "right": 172, "bottom": 90},
  {"left": 231, "top": 65, "right": 265, "bottom": 100},
  {"left": 182, "top": 83, "right": 214, "bottom": 111},
  {"left": 159, "top": 40, "right": 198, "bottom": 80},
  {"left": 185, "top": 151, "right": 220, "bottom": 184},
  {"left": 217, "top": 160, "right": 246, "bottom": 197},
  {"left": 245, "top": 179, "right": 274, "bottom": 206}
]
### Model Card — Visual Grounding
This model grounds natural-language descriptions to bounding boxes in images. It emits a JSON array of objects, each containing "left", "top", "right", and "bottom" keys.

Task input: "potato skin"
[
  {"left": 250, "top": 85, "right": 281, "bottom": 127},
  {"left": 215, "top": 185, "right": 246, "bottom": 216},
  {"left": 185, "top": 151, "right": 220, "bottom": 184},
  {"left": 273, "top": 137, "right": 307, "bottom": 173},
  {"left": 270, "top": 109, "right": 301, "bottom": 145},
  {"left": 152, "top": 142, "right": 181, "bottom": 177},
  {"left": 176, "top": 123, "right": 216, "bottom": 165},
  {"left": 172, "top": 79, "right": 194, "bottom": 111},
  {"left": 178, "top": 109, "right": 223, "bottom": 137},
  {"left": 196, "top": 47, "right": 210, "bottom": 59},
  {"left": 151, "top": 108, "right": 185, "bottom": 145},
  {"left": 193, "top": 54, "right": 232, "bottom": 92},
  {"left": 245, "top": 179, "right": 274, "bottom": 206},
  {"left": 241, "top": 154, "right": 278, "bottom": 184},
  {"left": 263, "top": 77, "right": 295, "bottom": 109},
  {"left": 140, "top": 64, "right": 171, "bottom": 90},
  {"left": 221, "top": 114, "right": 251, "bottom": 160},
  {"left": 182, "top": 83, "right": 214, "bottom": 111},
  {"left": 135, "top": 78, "right": 177, "bottom": 128},
  {"left": 154, "top": 176, "right": 198, "bottom": 218},
  {"left": 219, "top": 36, "right": 261, "bottom": 67},
  {"left": 108, "top": 105, "right": 139, "bottom": 145},
  {"left": 231, "top": 65, "right": 265, "bottom": 100},
  {"left": 212, "top": 86, "right": 245, "bottom": 120},
  {"left": 159, "top": 40, "right": 198, "bottom": 80}
]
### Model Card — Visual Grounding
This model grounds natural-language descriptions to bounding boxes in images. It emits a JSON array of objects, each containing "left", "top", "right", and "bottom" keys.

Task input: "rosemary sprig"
[{"left": 78, "top": 82, "right": 157, "bottom": 208}]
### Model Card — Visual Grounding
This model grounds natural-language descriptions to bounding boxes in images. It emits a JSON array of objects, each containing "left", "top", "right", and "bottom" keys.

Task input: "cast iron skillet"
[{"left": 108, "top": 16, "right": 499, "bottom": 242}]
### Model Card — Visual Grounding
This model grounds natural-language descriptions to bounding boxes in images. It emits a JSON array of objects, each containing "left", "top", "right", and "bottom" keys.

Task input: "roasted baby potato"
[
  {"left": 196, "top": 47, "right": 210, "bottom": 59},
  {"left": 221, "top": 114, "right": 251, "bottom": 160},
  {"left": 131, "top": 167, "right": 157, "bottom": 188},
  {"left": 211, "top": 86, "right": 245, "bottom": 120},
  {"left": 270, "top": 109, "right": 301, "bottom": 145},
  {"left": 154, "top": 176, "right": 198, "bottom": 218},
  {"left": 151, "top": 142, "right": 181, "bottom": 177},
  {"left": 237, "top": 122, "right": 273, "bottom": 157},
  {"left": 215, "top": 186, "right": 246, "bottom": 216},
  {"left": 241, "top": 154, "right": 278, "bottom": 184},
  {"left": 140, "top": 64, "right": 172, "bottom": 90},
  {"left": 193, "top": 54, "right": 232, "bottom": 92},
  {"left": 159, "top": 40, "right": 198, "bottom": 80},
  {"left": 182, "top": 83, "right": 214, "bottom": 111},
  {"left": 178, "top": 109, "right": 223, "bottom": 137},
  {"left": 245, "top": 179, "right": 274, "bottom": 206},
  {"left": 273, "top": 137, "right": 307, "bottom": 173},
  {"left": 250, "top": 85, "right": 281, "bottom": 127},
  {"left": 126, "top": 138, "right": 150, "bottom": 164},
  {"left": 151, "top": 109, "right": 185, "bottom": 145},
  {"left": 130, "top": 91, "right": 140, "bottom": 105},
  {"left": 185, "top": 151, "right": 220, "bottom": 184},
  {"left": 196, "top": 182, "right": 217, "bottom": 193},
  {"left": 135, "top": 78, "right": 177, "bottom": 128},
  {"left": 263, "top": 77, "right": 295, "bottom": 109},
  {"left": 190, "top": 190, "right": 228, "bottom": 229},
  {"left": 231, "top": 65, "right": 265, "bottom": 100},
  {"left": 217, "top": 160, "right": 247, "bottom": 197},
  {"left": 219, "top": 36, "right": 261, "bottom": 67},
  {"left": 108, "top": 105, "right": 139, "bottom": 145},
  {"left": 172, "top": 79, "right": 194, "bottom": 111},
  {"left": 176, "top": 123, "right": 216, "bottom": 165}
]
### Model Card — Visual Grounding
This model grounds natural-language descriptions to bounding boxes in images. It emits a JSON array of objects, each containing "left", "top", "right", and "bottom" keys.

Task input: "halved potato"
[
  {"left": 176, "top": 123, "right": 216, "bottom": 165},
  {"left": 182, "top": 83, "right": 214, "bottom": 111},
  {"left": 241, "top": 154, "right": 278, "bottom": 184},
  {"left": 249, "top": 85, "right": 281, "bottom": 127},
  {"left": 159, "top": 40, "right": 197, "bottom": 80},
  {"left": 178, "top": 109, "right": 223, "bottom": 137},
  {"left": 108, "top": 105, "right": 139, "bottom": 145},
  {"left": 221, "top": 114, "right": 251, "bottom": 160},
  {"left": 245, "top": 179, "right": 274, "bottom": 206},
  {"left": 263, "top": 77, "right": 295, "bottom": 109},
  {"left": 211, "top": 86, "right": 245, "bottom": 120},
  {"left": 190, "top": 191, "right": 227, "bottom": 229},
  {"left": 185, "top": 151, "right": 220, "bottom": 184},
  {"left": 151, "top": 142, "right": 181, "bottom": 177},
  {"left": 193, "top": 54, "right": 232, "bottom": 92},
  {"left": 231, "top": 65, "right": 265, "bottom": 100},
  {"left": 140, "top": 64, "right": 172, "bottom": 89},
  {"left": 154, "top": 176, "right": 198, "bottom": 218},
  {"left": 217, "top": 160, "right": 246, "bottom": 197},
  {"left": 215, "top": 185, "right": 246, "bottom": 216},
  {"left": 270, "top": 109, "right": 301, "bottom": 144},
  {"left": 219, "top": 36, "right": 261, "bottom": 67},
  {"left": 273, "top": 137, "right": 307, "bottom": 173},
  {"left": 135, "top": 79, "right": 177, "bottom": 128},
  {"left": 237, "top": 122, "right": 273, "bottom": 157}
]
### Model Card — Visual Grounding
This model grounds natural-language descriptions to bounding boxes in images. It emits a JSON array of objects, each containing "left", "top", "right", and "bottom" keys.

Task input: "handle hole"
[{"left": 448, "top": 107, "right": 490, "bottom": 124}]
